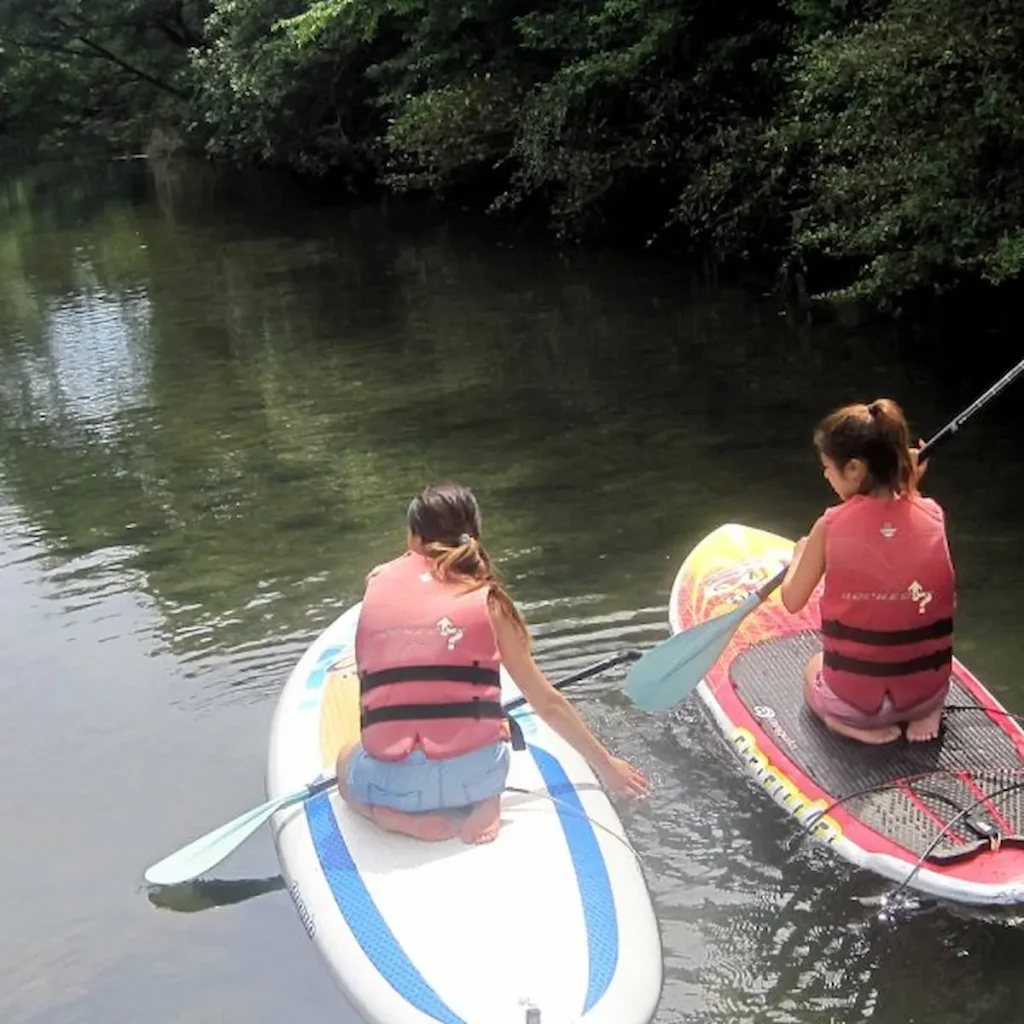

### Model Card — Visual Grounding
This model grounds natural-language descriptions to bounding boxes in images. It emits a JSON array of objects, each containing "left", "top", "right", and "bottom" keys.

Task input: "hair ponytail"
[
  {"left": 867, "top": 398, "right": 915, "bottom": 494},
  {"left": 408, "top": 482, "right": 532, "bottom": 645},
  {"left": 814, "top": 397, "right": 916, "bottom": 496},
  {"left": 421, "top": 536, "right": 531, "bottom": 644}
]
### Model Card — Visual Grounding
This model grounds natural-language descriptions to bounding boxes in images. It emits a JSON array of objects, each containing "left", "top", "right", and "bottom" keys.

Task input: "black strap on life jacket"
[
  {"left": 357, "top": 662, "right": 524, "bottom": 750},
  {"left": 821, "top": 617, "right": 953, "bottom": 647},
  {"left": 359, "top": 701, "right": 526, "bottom": 750},
  {"left": 359, "top": 663, "right": 501, "bottom": 693},
  {"left": 822, "top": 647, "right": 953, "bottom": 677},
  {"left": 360, "top": 699, "right": 505, "bottom": 725},
  {"left": 507, "top": 713, "right": 526, "bottom": 751}
]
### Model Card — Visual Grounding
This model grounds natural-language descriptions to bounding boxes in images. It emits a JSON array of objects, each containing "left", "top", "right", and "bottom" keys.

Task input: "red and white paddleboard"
[{"left": 672, "top": 522, "right": 1024, "bottom": 906}]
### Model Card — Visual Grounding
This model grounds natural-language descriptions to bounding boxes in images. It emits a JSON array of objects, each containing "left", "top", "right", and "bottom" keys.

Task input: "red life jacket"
[
  {"left": 820, "top": 493, "right": 956, "bottom": 715},
  {"left": 354, "top": 550, "right": 508, "bottom": 760}
]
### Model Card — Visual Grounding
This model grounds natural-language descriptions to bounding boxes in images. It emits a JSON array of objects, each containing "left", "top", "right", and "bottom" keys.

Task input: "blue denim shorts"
[{"left": 346, "top": 742, "right": 511, "bottom": 814}]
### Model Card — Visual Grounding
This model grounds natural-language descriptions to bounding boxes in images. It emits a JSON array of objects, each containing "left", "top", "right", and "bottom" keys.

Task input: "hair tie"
[
  {"left": 868, "top": 401, "right": 881, "bottom": 419},
  {"left": 459, "top": 533, "right": 472, "bottom": 545}
]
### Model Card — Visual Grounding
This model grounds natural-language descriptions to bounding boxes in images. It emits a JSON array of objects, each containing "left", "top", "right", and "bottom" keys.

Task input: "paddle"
[
  {"left": 143, "top": 647, "right": 640, "bottom": 887},
  {"left": 625, "top": 356, "right": 1024, "bottom": 715}
]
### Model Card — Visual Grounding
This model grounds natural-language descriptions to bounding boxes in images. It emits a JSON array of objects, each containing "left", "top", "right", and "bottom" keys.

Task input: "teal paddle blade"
[
  {"left": 625, "top": 592, "right": 761, "bottom": 713},
  {"left": 143, "top": 788, "right": 310, "bottom": 886}
]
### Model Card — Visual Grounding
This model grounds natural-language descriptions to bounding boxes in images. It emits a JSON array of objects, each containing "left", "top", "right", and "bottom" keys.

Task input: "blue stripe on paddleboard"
[
  {"left": 529, "top": 745, "right": 619, "bottom": 1013},
  {"left": 305, "top": 793, "right": 465, "bottom": 1024}
]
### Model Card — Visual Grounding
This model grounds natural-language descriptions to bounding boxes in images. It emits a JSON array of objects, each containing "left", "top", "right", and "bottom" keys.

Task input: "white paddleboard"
[{"left": 266, "top": 601, "right": 663, "bottom": 1023}]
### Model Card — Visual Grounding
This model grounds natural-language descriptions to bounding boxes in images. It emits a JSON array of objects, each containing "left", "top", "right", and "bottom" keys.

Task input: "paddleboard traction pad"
[{"left": 729, "top": 630, "right": 1024, "bottom": 863}]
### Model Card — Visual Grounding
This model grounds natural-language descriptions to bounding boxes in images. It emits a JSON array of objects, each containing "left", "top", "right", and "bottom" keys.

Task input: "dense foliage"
[{"left": 2, "top": 0, "right": 1022, "bottom": 312}]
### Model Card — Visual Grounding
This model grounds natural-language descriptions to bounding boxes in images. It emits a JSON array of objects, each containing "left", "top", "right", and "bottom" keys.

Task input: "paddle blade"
[
  {"left": 625, "top": 594, "right": 759, "bottom": 713},
  {"left": 143, "top": 791, "right": 300, "bottom": 886}
]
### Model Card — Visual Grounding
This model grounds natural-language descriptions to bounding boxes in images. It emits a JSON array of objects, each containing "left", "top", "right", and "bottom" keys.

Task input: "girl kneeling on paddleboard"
[
  {"left": 780, "top": 399, "right": 956, "bottom": 745},
  {"left": 336, "top": 482, "right": 650, "bottom": 844}
]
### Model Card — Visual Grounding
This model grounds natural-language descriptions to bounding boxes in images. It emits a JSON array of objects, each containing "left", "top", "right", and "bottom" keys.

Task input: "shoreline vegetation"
[{"left": 1, "top": 0, "right": 1022, "bottom": 334}]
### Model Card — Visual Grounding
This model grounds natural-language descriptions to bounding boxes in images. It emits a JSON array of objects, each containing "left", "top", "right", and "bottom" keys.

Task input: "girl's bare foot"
[
  {"left": 906, "top": 707, "right": 943, "bottom": 742},
  {"left": 459, "top": 796, "right": 502, "bottom": 844},
  {"left": 824, "top": 716, "right": 901, "bottom": 744}
]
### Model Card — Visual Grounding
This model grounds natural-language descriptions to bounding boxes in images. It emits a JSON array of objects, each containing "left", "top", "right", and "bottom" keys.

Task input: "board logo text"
[{"left": 731, "top": 726, "right": 842, "bottom": 844}]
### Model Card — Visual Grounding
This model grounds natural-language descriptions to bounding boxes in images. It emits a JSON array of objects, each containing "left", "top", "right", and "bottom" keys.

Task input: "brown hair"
[
  {"left": 813, "top": 397, "right": 916, "bottom": 496},
  {"left": 406, "top": 482, "right": 530, "bottom": 643}
]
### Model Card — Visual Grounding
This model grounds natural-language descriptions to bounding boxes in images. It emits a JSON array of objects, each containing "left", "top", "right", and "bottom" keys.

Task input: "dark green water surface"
[{"left": 1, "top": 158, "right": 1022, "bottom": 1024}]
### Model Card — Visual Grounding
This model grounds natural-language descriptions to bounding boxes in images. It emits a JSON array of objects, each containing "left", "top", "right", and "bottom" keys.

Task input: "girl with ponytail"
[
  {"left": 780, "top": 399, "right": 957, "bottom": 745},
  {"left": 337, "top": 482, "right": 649, "bottom": 845}
]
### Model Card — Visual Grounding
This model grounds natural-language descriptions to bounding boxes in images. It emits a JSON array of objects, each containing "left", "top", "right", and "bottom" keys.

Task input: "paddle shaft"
[
  {"left": 503, "top": 648, "right": 640, "bottom": 713},
  {"left": 918, "top": 357, "right": 1024, "bottom": 461},
  {"left": 749, "top": 356, "right": 1024, "bottom": 609},
  {"left": 297, "top": 648, "right": 641, "bottom": 801}
]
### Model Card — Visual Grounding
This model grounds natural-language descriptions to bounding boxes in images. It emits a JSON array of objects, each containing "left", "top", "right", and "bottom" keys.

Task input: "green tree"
[
  {"left": 776, "top": 0, "right": 1024, "bottom": 308},
  {"left": 3, "top": 0, "right": 1023, "bottom": 316},
  {"left": 0, "top": 0, "right": 204, "bottom": 151}
]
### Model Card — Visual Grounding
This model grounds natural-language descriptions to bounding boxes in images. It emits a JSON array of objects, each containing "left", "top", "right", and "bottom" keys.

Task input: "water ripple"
[{"left": 3, "top": 166, "right": 1022, "bottom": 1024}]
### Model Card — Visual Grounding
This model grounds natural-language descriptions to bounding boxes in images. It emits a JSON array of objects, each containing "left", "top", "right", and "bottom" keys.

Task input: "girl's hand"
[
  {"left": 780, "top": 516, "right": 827, "bottom": 615},
  {"left": 597, "top": 756, "right": 651, "bottom": 800},
  {"left": 909, "top": 437, "right": 929, "bottom": 485}
]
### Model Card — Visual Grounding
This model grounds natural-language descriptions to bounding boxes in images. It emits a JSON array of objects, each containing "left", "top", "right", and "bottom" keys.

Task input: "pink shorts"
[{"left": 807, "top": 671, "right": 949, "bottom": 729}]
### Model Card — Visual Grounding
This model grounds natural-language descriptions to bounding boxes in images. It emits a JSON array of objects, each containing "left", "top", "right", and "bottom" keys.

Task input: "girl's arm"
[
  {"left": 488, "top": 600, "right": 650, "bottom": 799},
  {"left": 780, "top": 514, "right": 827, "bottom": 614}
]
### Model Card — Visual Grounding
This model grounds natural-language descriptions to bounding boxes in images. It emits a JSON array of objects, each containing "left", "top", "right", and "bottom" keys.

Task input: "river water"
[{"left": 1, "top": 157, "right": 1022, "bottom": 1024}]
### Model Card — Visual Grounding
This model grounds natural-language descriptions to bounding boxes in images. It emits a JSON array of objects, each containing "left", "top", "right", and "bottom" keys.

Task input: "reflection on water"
[
  {"left": 0, "top": 157, "right": 1022, "bottom": 1023},
  {"left": 147, "top": 876, "right": 287, "bottom": 914}
]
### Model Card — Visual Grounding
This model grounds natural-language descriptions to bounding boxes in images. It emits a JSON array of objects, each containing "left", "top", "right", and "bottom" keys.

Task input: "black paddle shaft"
[
  {"left": 754, "top": 355, "right": 1024, "bottom": 605},
  {"left": 503, "top": 648, "right": 641, "bottom": 714},
  {"left": 915, "top": 356, "right": 1024, "bottom": 465}
]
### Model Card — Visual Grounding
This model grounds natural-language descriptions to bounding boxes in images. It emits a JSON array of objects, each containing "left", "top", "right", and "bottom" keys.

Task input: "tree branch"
[
  {"left": 3, "top": 37, "right": 111, "bottom": 60},
  {"left": 73, "top": 34, "right": 188, "bottom": 97},
  {"left": 41, "top": 15, "right": 188, "bottom": 97}
]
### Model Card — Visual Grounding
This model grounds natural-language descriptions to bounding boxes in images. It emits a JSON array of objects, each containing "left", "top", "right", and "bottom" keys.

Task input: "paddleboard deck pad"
[
  {"left": 267, "top": 602, "right": 663, "bottom": 1023},
  {"left": 671, "top": 523, "right": 1024, "bottom": 906}
]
